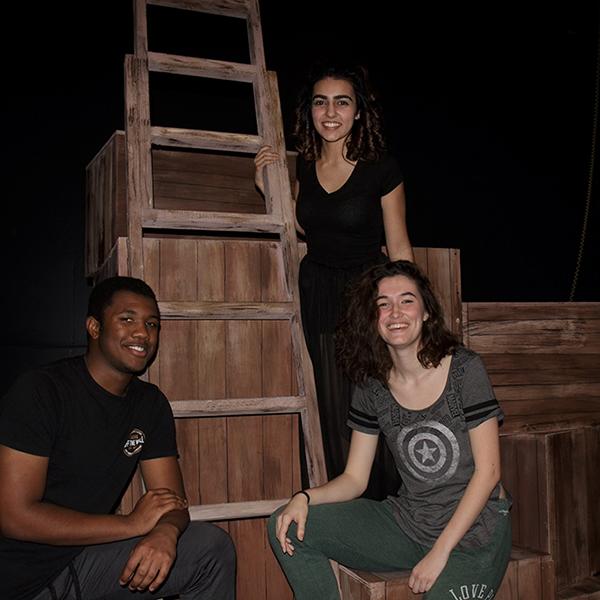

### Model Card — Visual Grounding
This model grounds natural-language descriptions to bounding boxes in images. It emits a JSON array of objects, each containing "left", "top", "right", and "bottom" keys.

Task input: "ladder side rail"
[
  {"left": 124, "top": 55, "right": 153, "bottom": 279},
  {"left": 258, "top": 67, "right": 328, "bottom": 486},
  {"left": 134, "top": 0, "right": 149, "bottom": 57}
]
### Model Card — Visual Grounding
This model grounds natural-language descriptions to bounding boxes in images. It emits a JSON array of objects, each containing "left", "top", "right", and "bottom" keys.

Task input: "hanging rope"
[{"left": 569, "top": 15, "right": 600, "bottom": 301}]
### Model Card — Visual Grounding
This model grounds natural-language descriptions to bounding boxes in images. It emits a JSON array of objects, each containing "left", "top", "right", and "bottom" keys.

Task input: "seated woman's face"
[{"left": 375, "top": 275, "right": 429, "bottom": 351}]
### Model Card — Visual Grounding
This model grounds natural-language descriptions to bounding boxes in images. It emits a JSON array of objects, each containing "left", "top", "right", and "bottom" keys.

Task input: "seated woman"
[{"left": 268, "top": 260, "right": 511, "bottom": 599}]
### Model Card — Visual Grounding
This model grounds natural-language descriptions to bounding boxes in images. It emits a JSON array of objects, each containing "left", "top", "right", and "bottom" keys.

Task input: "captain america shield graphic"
[{"left": 397, "top": 421, "right": 459, "bottom": 482}]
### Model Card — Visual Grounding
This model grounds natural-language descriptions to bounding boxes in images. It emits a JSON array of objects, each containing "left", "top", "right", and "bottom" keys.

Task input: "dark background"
[{"left": 1, "top": 1, "right": 598, "bottom": 392}]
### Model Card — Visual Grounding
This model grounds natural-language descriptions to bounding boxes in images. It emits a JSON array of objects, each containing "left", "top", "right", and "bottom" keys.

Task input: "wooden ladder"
[{"left": 124, "top": 0, "right": 327, "bottom": 520}]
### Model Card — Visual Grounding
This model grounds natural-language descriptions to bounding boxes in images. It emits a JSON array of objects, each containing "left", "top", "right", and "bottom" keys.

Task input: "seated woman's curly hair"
[
  {"left": 293, "top": 62, "right": 387, "bottom": 162},
  {"left": 335, "top": 261, "right": 461, "bottom": 385}
]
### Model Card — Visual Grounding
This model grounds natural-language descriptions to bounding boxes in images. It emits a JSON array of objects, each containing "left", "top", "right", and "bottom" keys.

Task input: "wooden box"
[
  {"left": 339, "top": 547, "right": 556, "bottom": 600},
  {"left": 85, "top": 131, "right": 297, "bottom": 278},
  {"left": 501, "top": 425, "right": 600, "bottom": 591}
]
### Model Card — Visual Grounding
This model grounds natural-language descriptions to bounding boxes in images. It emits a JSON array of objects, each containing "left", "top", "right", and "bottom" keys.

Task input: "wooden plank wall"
[{"left": 463, "top": 302, "right": 600, "bottom": 432}]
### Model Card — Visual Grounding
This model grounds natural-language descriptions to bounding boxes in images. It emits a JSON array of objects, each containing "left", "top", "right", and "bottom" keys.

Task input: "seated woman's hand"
[
  {"left": 253, "top": 145, "right": 280, "bottom": 194},
  {"left": 408, "top": 545, "right": 450, "bottom": 594},
  {"left": 275, "top": 493, "right": 310, "bottom": 556}
]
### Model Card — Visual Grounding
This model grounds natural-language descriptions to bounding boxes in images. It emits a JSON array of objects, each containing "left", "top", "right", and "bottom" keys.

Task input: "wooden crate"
[
  {"left": 339, "top": 547, "right": 556, "bottom": 599},
  {"left": 85, "top": 131, "right": 297, "bottom": 277},
  {"left": 500, "top": 425, "right": 600, "bottom": 590}
]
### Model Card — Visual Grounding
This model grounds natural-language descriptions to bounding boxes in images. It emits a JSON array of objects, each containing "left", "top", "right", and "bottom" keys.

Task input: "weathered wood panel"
[
  {"left": 413, "top": 247, "right": 462, "bottom": 337},
  {"left": 85, "top": 133, "right": 127, "bottom": 277},
  {"left": 500, "top": 426, "right": 600, "bottom": 590},
  {"left": 464, "top": 302, "right": 600, "bottom": 432}
]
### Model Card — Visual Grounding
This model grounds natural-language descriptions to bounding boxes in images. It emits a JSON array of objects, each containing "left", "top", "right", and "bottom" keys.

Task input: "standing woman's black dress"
[{"left": 296, "top": 153, "right": 404, "bottom": 499}]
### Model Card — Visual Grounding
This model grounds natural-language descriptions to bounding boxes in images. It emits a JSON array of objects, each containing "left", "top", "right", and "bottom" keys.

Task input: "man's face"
[{"left": 88, "top": 291, "right": 160, "bottom": 377}]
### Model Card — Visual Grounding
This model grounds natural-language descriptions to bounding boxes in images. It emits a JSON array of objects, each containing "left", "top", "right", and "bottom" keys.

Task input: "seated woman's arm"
[{"left": 274, "top": 430, "right": 378, "bottom": 554}]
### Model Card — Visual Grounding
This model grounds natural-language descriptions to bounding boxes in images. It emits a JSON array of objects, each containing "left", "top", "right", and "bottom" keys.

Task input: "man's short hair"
[{"left": 87, "top": 276, "right": 158, "bottom": 323}]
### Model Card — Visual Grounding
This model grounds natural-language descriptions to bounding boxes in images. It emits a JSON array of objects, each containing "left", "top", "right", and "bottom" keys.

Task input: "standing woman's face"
[{"left": 310, "top": 77, "right": 360, "bottom": 145}]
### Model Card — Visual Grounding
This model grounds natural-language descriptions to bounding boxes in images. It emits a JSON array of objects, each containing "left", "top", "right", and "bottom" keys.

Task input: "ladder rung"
[
  {"left": 170, "top": 396, "right": 306, "bottom": 417},
  {"left": 159, "top": 301, "right": 294, "bottom": 320},
  {"left": 148, "top": 52, "right": 256, "bottom": 82},
  {"left": 190, "top": 499, "right": 286, "bottom": 521},
  {"left": 151, "top": 127, "right": 261, "bottom": 153},
  {"left": 147, "top": 0, "right": 248, "bottom": 19},
  {"left": 142, "top": 208, "right": 283, "bottom": 233}
]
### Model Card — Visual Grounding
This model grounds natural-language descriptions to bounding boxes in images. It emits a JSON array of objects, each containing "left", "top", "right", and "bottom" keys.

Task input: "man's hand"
[
  {"left": 126, "top": 488, "right": 188, "bottom": 537},
  {"left": 119, "top": 523, "right": 179, "bottom": 592}
]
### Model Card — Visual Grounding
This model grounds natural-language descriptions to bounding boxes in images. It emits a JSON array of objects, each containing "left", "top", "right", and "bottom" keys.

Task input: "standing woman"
[
  {"left": 268, "top": 260, "right": 511, "bottom": 600},
  {"left": 255, "top": 64, "right": 413, "bottom": 497}
]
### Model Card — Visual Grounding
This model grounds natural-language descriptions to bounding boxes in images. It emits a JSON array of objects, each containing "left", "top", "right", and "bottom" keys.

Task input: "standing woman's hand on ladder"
[{"left": 254, "top": 145, "right": 280, "bottom": 194}]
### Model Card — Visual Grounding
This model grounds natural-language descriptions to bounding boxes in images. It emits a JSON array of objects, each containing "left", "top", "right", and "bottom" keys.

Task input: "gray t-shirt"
[{"left": 348, "top": 347, "right": 508, "bottom": 550}]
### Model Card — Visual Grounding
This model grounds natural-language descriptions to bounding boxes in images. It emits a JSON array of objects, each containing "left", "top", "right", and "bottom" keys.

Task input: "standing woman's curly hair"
[
  {"left": 293, "top": 63, "right": 387, "bottom": 162},
  {"left": 336, "top": 261, "right": 461, "bottom": 385}
]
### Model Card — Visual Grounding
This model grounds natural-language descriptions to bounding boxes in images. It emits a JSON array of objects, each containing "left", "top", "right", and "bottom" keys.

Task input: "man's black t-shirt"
[{"left": 0, "top": 357, "right": 177, "bottom": 600}]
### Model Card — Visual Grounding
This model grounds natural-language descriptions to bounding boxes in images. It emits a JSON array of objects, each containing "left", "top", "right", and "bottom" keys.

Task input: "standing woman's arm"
[
  {"left": 381, "top": 182, "right": 414, "bottom": 262},
  {"left": 408, "top": 417, "right": 502, "bottom": 594}
]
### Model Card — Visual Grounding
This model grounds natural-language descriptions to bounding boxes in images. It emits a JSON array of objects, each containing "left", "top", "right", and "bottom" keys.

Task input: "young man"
[{"left": 0, "top": 276, "right": 236, "bottom": 600}]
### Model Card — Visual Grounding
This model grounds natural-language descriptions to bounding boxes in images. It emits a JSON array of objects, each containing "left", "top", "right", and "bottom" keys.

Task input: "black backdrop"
[{"left": 1, "top": 1, "right": 598, "bottom": 392}]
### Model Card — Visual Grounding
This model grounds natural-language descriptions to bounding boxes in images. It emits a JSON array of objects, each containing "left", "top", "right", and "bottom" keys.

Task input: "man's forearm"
[
  {"left": 1, "top": 501, "right": 138, "bottom": 545},
  {"left": 2, "top": 489, "right": 187, "bottom": 546}
]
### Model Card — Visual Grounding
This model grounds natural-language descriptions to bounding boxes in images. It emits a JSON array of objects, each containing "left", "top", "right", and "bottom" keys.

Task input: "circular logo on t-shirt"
[
  {"left": 123, "top": 428, "right": 146, "bottom": 457},
  {"left": 397, "top": 420, "right": 459, "bottom": 482}
]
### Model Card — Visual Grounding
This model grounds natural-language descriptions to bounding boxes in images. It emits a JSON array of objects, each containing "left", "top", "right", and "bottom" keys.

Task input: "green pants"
[{"left": 267, "top": 498, "right": 511, "bottom": 600}]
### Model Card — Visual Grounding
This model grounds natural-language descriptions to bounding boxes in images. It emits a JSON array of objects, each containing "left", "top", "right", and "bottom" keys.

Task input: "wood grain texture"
[
  {"left": 148, "top": 51, "right": 256, "bottom": 81},
  {"left": 464, "top": 301, "right": 600, "bottom": 432},
  {"left": 147, "top": 0, "right": 248, "bottom": 18},
  {"left": 124, "top": 55, "right": 152, "bottom": 279}
]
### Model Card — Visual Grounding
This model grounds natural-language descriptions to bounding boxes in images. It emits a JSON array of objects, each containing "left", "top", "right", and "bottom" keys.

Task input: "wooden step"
[
  {"left": 339, "top": 546, "right": 555, "bottom": 599},
  {"left": 151, "top": 126, "right": 261, "bottom": 153},
  {"left": 559, "top": 576, "right": 600, "bottom": 600},
  {"left": 170, "top": 396, "right": 306, "bottom": 417},
  {"left": 158, "top": 301, "right": 294, "bottom": 320},
  {"left": 147, "top": 0, "right": 248, "bottom": 19},
  {"left": 189, "top": 498, "right": 286, "bottom": 521},
  {"left": 148, "top": 52, "right": 256, "bottom": 82},
  {"left": 142, "top": 207, "right": 283, "bottom": 233}
]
